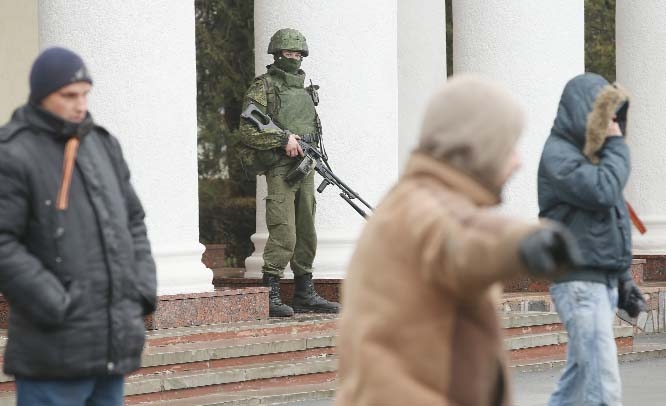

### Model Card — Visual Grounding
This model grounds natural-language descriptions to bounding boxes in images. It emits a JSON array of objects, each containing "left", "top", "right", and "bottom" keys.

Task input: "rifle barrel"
[
  {"left": 319, "top": 165, "right": 374, "bottom": 211},
  {"left": 340, "top": 193, "right": 368, "bottom": 218}
]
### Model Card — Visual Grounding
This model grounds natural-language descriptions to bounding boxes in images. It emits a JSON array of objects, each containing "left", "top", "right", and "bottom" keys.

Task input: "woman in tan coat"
[{"left": 336, "top": 75, "right": 579, "bottom": 406}]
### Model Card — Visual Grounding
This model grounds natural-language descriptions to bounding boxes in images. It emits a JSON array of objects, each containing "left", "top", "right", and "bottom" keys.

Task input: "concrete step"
[
  {"left": 0, "top": 315, "right": 339, "bottom": 405},
  {"left": 134, "top": 332, "right": 337, "bottom": 379},
  {"left": 501, "top": 311, "right": 563, "bottom": 337},
  {"left": 0, "top": 314, "right": 337, "bottom": 406},
  {"left": 506, "top": 324, "right": 633, "bottom": 362},
  {"left": 145, "top": 314, "right": 338, "bottom": 347},
  {"left": 0, "top": 314, "right": 339, "bottom": 356},
  {"left": 499, "top": 293, "right": 554, "bottom": 313},
  {"left": 129, "top": 381, "right": 337, "bottom": 405},
  {"left": 0, "top": 328, "right": 338, "bottom": 385},
  {"left": 0, "top": 309, "right": 647, "bottom": 405},
  {"left": 124, "top": 357, "right": 337, "bottom": 404},
  {"left": 510, "top": 333, "right": 666, "bottom": 373},
  {"left": 0, "top": 357, "right": 337, "bottom": 406}
]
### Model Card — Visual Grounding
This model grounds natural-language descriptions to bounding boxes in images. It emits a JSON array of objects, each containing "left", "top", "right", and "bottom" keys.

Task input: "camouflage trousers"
[{"left": 262, "top": 164, "right": 316, "bottom": 278}]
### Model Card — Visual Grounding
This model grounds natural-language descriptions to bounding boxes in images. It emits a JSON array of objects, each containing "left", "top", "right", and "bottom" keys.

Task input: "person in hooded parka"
[{"left": 538, "top": 73, "right": 646, "bottom": 406}]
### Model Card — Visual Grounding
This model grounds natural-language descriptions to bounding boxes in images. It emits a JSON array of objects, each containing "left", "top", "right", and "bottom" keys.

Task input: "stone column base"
[
  {"left": 245, "top": 232, "right": 357, "bottom": 279},
  {"left": 153, "top": 242, "right": 214, "bottom": 295},
  {"left": 145, "top": 288, "right": 269, "bottom": 329},
  {"left": 0, "top": 288, "right": 269, "bottom": 330}
]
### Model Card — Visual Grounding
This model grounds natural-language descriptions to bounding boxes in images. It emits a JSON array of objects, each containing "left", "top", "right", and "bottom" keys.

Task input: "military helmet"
[{"left": 267, "top": 28, "right": 309, "bottom": 57}]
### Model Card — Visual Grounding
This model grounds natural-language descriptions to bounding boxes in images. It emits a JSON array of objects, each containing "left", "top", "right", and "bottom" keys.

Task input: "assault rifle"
[{"left": 241, "top": 102, "right": 374, "bottom": 219}]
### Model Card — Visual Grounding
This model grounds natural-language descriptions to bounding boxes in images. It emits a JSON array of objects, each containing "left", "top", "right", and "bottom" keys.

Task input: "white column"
[
  {"left": 452, "top": 1, "right": 584, "bottom": 219},
  {"left": 247, "top": 0, "right": 399, "bottom": 278},
  {"left": 0, "top": 1, "right": 38, "bottom": 122},
  {"left": 38, "top": 1, "right": 213, "bottom": 294},
  {"left": 617, "top": 2, "right": 666, "bottom": 254},
  {"left": 398, "top": 0, "right": 447, "bottom": 171}
]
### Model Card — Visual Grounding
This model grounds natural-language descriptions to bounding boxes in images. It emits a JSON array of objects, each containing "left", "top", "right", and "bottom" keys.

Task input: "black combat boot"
[
  {"left": 262, "top": 274, "right": 294, "bottom": 317},
  {"left": 292, "top": 273, "right": 341, "bottom": 313}
]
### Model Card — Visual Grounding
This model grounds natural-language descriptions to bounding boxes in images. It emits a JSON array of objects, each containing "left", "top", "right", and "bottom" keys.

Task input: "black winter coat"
[
  {"left": 0, "top": 104, "right": 156, "bottom": 378},
  {"left": 537, "top": 73, "right": 632, "bottom": 285}
]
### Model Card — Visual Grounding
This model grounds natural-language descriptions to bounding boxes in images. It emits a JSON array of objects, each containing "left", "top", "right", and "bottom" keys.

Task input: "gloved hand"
[
  {"left": 519, "top": 225, "right": 582, "bottom": 277},
  {"left": 618, "top": 279, "right": 646, "bottom": 318}
]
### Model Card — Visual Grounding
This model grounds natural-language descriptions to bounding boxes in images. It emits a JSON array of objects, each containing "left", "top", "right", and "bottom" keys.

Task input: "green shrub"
[
  {"left": 585, "top": 0, "right": 615, "bottom": 82},
  {"left": 196, "top": 0, "right": 256, "bottom": 267},
  {"left": 199, "top": 178, "right": 256, "bottom": 267}
]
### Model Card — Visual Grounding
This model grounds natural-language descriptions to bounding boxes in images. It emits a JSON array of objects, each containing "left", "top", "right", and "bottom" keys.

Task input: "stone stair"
[
  {"left": 0, "top": 297, "right": 663, "bottom": 404},
  {"left": 502, "top": 311, "right": 633, "bottom": 364},
  {"left": 0, "top": 315, "right": 339, "bottom": 406},
  {"left": 133, "top": 381, "right": 337, "bottom": 405}
]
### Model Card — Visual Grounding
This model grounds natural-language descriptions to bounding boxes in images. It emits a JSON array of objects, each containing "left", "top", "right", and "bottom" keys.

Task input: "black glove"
[
  {"left": 618, "top": 279, "right": 646, "bottom": 318},
  {"left": 519, "top": 225, "right": 582, "bottom": 277}
]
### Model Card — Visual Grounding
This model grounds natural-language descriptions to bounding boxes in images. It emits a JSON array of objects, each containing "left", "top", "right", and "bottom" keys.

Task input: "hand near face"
[{"left": 607, "top": 117, "right": 622, "bottom": 137}]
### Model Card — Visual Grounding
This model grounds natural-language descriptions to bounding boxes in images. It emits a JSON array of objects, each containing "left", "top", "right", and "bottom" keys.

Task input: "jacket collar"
[
  {"left": 267, "top": 64, "right": 306, "bottom": 88},
  {"left": 13, "top": 103, "right": 94, "bottom": 141},
  {"left": 403, "top": 152, "right": 500, "bottom": 206}
]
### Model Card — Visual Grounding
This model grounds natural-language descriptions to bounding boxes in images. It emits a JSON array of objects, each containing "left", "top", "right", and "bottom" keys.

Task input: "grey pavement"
[
  {"left": 279, "top": 334, "right": 666, "bottom": 405},
  {"left": 513, "top": 356, "right": 666, "bottom": 406},
  {"left": 281, "top": 356, "right": 666, "bottom": 405}
]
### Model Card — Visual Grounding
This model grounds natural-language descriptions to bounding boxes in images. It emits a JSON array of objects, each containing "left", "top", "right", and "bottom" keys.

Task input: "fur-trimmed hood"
[{"left": 551, "top": 73, "right": 630, "bottom": 164}]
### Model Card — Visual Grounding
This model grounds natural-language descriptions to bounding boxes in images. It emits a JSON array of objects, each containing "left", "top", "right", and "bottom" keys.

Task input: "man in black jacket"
[
  {"left": 538, "top": 73, "right": 645, "bottom": 406},
  {"left": 0, "top": 47, "right": 156, "bottom": 405}
]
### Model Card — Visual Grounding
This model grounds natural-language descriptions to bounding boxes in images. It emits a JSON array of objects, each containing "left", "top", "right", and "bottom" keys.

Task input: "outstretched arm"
[{"left": 428, "top": 212, "right": 538, "bottom": 295}]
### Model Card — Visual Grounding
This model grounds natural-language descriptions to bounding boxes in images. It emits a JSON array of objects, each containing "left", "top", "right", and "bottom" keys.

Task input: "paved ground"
[
  {"left": 513, "top": 356, "right": 666, "bottom": 405},
  {"left": 281, "top": 356, "right": 666, "bottom": 405},
  {"left": 281, "top": 400, "right": 331, "bottom": 406},
  {"left": 280, "top": 334, "right": 666, "bottom": 405}
]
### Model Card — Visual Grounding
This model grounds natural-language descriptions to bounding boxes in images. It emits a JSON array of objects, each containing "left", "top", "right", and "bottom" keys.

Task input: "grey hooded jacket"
[
  {"left": 0, "top": 104, "right": 156, "bottom": 378},
  {"left": 537, "top": 73, "right": 632, "bottom": 285}
]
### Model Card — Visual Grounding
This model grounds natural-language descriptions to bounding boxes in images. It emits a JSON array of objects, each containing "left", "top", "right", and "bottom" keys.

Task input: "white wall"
[
  {"left": 38, "top": 0, "right": 212, "bottom": 293},
  {"left": 453, "top": 0, "right": 584, "bottom": 219},
  {"left": 0, "top": 1, "right": 38, "bottom": 122},
  {"left": 398, "top": 0, "right": 447, "bottom": 171},
  {"left": 617, "top": 2, "right": 666, "bottom": 253}
]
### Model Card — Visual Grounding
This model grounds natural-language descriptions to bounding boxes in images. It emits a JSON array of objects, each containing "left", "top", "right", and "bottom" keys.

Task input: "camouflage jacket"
[
  {"left": 238, "top": 65, "right": 319, "bottom": 172},
  {"left": 238, "top": 75, "right": 289, "bottom": 151}
]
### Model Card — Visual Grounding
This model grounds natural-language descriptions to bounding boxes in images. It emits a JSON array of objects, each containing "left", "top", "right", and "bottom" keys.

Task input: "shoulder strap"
[{"left": 260, "top": 74, "right": 278, "bottom": 118}]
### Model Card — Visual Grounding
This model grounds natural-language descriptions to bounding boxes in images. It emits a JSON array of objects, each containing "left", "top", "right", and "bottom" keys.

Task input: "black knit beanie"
[{"left": 29, "top": 47, "right": 93, "bottom": 104}]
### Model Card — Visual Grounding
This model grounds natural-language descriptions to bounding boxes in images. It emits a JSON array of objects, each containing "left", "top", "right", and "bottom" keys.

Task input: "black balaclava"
[{"left": 273, "top": 54, "right": 302, "bottom": 74}]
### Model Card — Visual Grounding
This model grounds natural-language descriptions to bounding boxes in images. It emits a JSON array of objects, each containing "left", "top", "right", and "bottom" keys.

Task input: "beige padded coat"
[{"left": 336, "top": 75, "right": 543, "bottom": 406}]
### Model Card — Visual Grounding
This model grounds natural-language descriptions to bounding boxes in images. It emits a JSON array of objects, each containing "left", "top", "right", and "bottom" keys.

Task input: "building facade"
[{"left": 2, "top": 1, "right": 663, "bottom": 292}]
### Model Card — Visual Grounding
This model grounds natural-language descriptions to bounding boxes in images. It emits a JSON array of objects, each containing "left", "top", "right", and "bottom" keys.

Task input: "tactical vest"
[
  {"left": 263, "top": 65, "right": 319, "bottom": 139},
  {"left": 238, "top": 66, "right": 320, "bottom": 177}
]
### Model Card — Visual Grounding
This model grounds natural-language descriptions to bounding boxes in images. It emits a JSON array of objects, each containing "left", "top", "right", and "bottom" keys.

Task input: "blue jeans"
[
  {"left": 16, "top": 375, "right": 124, "bottom": 406},
  {"left": 548, "top": 281, "right": 621, "bottom": 406}
]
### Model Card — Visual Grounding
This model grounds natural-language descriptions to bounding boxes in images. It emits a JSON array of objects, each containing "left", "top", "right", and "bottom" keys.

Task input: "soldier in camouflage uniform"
[{"left": 239, "top": 28, "right": 340, "bottom": 317}]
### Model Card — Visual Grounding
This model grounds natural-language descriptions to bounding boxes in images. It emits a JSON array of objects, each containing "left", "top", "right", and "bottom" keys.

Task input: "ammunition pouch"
[{"left": 285, "top": 155, "right": 316, "bottom": 185}]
